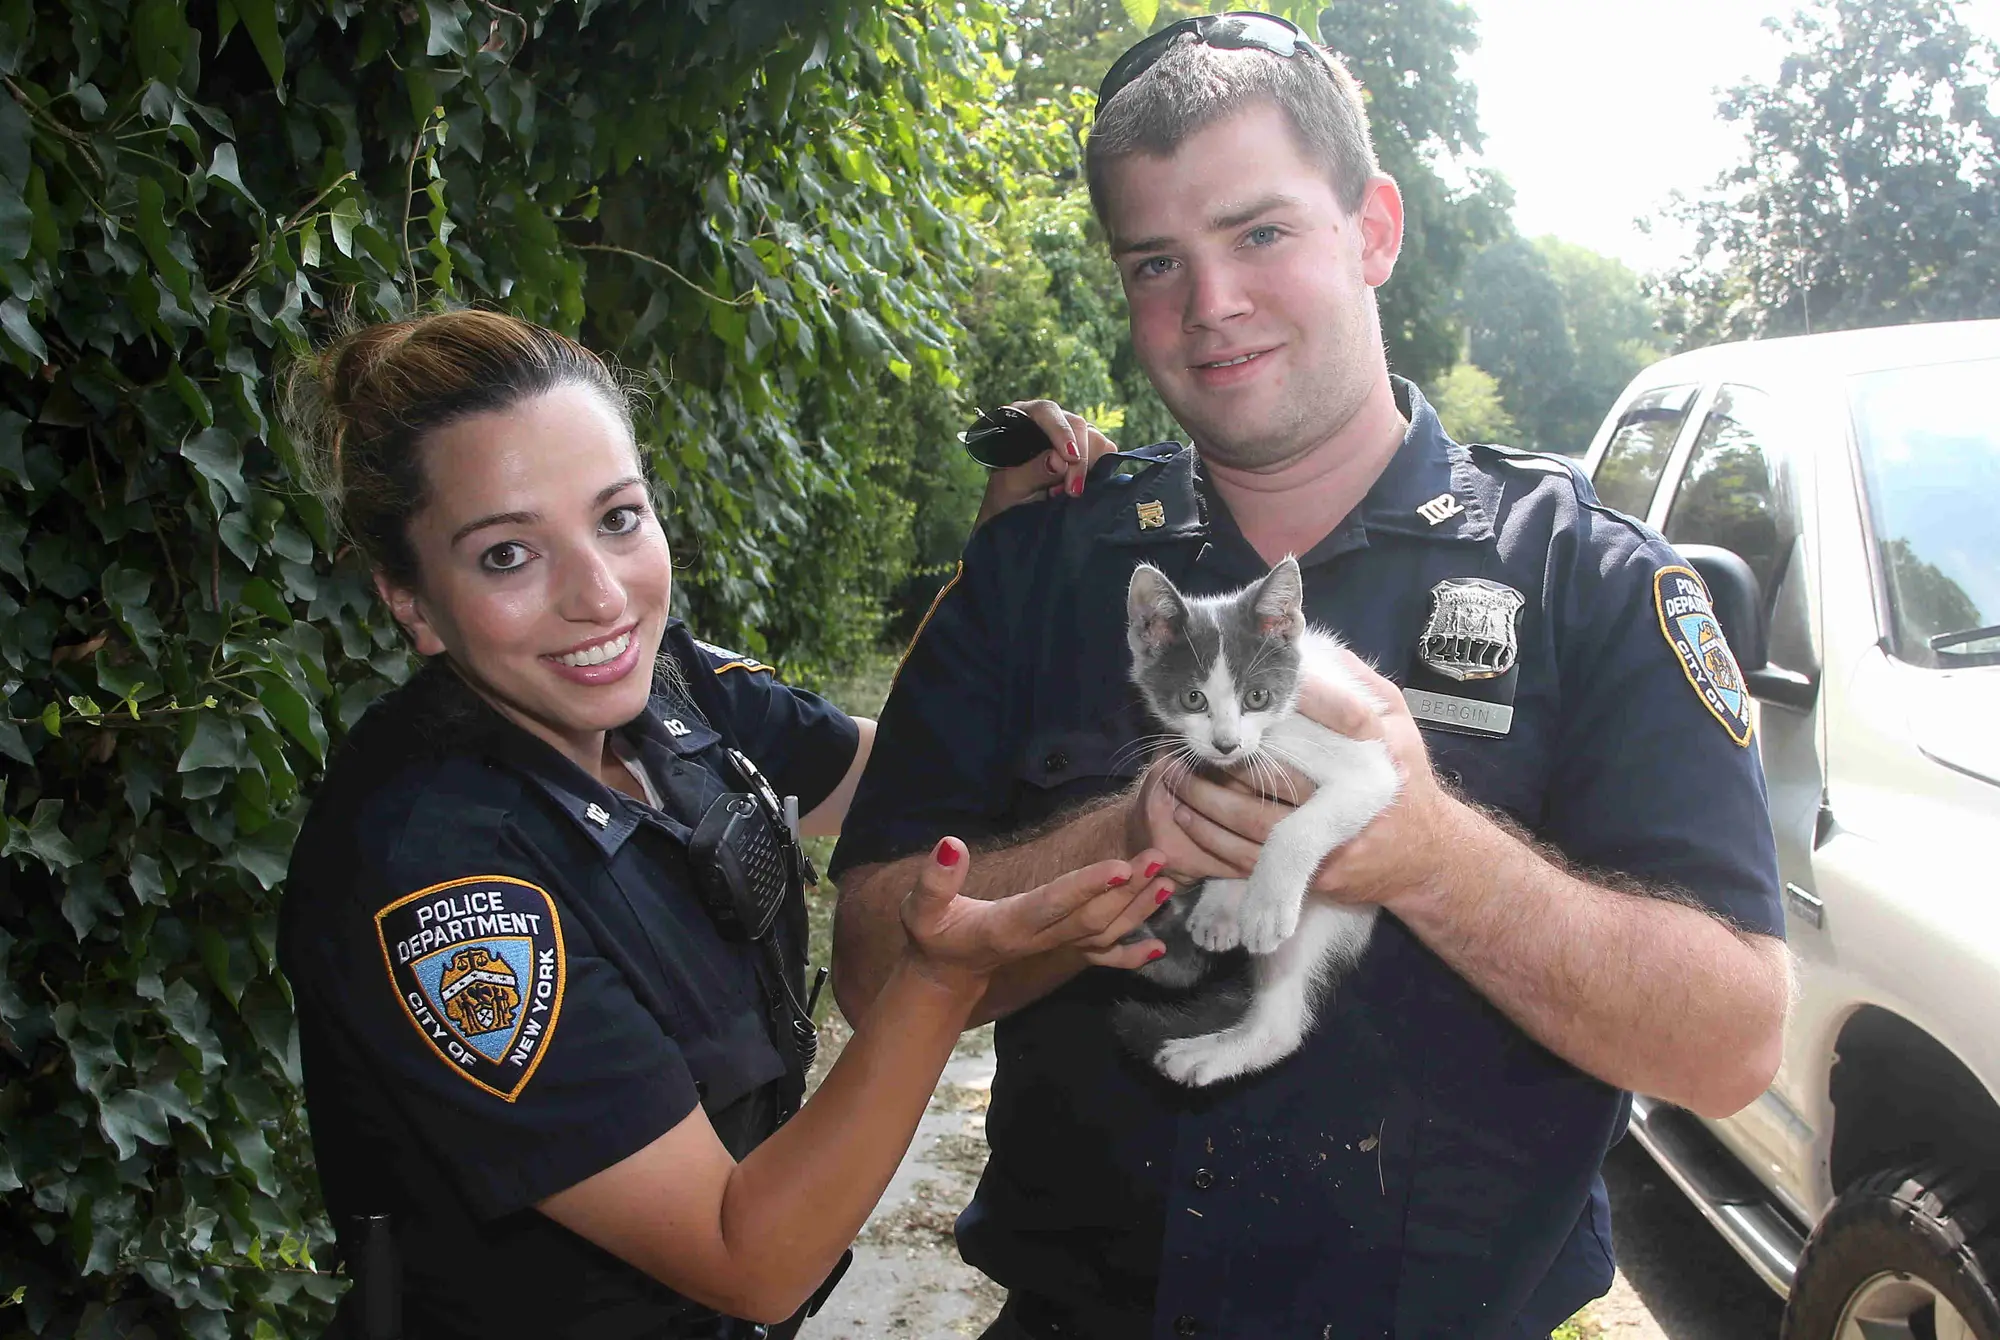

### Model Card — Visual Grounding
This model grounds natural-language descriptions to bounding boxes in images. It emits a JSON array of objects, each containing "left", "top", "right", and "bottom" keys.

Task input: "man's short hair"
[{"left": 1085, "top": 33, "right": 1379, "bottom": 223}]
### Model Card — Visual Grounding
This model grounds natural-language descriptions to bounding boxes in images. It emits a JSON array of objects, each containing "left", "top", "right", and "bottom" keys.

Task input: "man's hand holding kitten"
[{"left": 1151, "top": 651, "right": 1467, "bottom": 919}]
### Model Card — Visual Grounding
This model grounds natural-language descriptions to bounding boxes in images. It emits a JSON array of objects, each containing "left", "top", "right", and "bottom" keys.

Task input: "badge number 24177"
[{"left": 375, "top": 875, "right": 568, "bottom": 1101}]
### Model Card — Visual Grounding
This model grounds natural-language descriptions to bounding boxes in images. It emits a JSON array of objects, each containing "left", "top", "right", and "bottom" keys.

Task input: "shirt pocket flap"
[{"left": 1014, "top": 726, "right": 1150, "bottom": 790}]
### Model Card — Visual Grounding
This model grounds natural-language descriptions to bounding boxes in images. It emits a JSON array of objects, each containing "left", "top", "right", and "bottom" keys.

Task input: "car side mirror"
[{"left": 1675, "top": 543, "right": 1817, "bottom": 712}]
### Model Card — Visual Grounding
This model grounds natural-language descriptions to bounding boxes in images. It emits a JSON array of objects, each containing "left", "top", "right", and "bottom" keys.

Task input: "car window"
[
  {"left": 1849, "top": 360, "right": 2000, "bottom": 668},
  {"left": 1663, "top": 384, "right": 1801, "bottom": 607},
  {"left": 1591, "top": 384, "right": 1699, "bottom": 519}
]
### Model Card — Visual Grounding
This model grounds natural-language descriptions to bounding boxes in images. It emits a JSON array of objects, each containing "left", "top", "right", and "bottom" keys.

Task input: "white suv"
[{"left": 1579, "top": 320, "right": 2000, "bottom": 1340}]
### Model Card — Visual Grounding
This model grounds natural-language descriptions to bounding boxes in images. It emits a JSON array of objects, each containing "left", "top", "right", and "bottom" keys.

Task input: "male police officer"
[{"left": 830, "top": 14, "right": 1790, "bottom": 1338}]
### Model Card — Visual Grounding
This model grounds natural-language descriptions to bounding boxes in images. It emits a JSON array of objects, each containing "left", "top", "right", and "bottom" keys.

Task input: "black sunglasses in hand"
[
  {"left": 1097, "top": 11, "right": 1314, "bottom": 109},
  {"left": 958, "top": 406, "right": 1054, "bottom": 470}
]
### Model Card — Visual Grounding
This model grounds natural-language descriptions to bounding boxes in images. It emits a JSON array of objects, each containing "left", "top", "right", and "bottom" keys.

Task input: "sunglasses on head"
[{"left": 1097, "top": 11, "right": 1315, "bottom": 110}]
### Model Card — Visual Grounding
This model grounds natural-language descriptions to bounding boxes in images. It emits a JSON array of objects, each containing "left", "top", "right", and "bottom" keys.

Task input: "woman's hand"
[
  {"left": 898, "top": 837, "right": 1173, "bottom": 987},
  {"left": 973, "top": 400, "right": 1120, "bottom": 529}
]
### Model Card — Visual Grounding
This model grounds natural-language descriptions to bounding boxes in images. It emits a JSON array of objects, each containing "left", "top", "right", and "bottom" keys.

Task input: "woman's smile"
[{"left": 544, "top": 624, "right": 642, "bottom": 683}]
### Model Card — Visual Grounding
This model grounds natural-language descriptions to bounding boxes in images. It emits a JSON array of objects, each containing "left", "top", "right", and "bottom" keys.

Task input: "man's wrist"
[{"left": 1378, "top": 791, "right": 1501, "bottom": 923}]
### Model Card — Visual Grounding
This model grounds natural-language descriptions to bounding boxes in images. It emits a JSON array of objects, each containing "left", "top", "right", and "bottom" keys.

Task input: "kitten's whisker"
[
  {"left": 1113, "top": 733, "right": 1191, "bottom": 772},
  {"left": 1256, "top": 744, "right": 1313, "bottom": 804}
]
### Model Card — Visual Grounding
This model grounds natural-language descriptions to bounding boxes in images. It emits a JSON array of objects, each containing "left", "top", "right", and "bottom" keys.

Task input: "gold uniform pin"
[{"left": 1135, "top": 500, "right": 1167, "bottom": 530}]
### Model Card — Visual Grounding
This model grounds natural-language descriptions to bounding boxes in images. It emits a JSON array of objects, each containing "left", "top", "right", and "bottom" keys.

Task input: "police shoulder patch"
[
  {"left": 375, "top": 875, "right": 566, "bottom": 1102},
  {"left": 695, "top": 639, "right": 773, "bottom": 677},
  {"left": 1653, "top": 565, "right": 1753, "bottom": 747}
]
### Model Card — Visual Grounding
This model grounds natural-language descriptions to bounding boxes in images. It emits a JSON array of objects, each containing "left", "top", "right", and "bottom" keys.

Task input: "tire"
[{"left": 1782, "top": 1164, "right": 2000, "bottom": 1340}]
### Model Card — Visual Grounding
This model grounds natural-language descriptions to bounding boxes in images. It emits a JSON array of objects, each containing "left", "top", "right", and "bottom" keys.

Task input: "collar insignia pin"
[
  {"left": 663, "top": 717, "right": 691, "bottom": 738},
  {"left": 584, "top": 802, "right": 611, "bottom": 827},
  {"left": 1135, "top": 499, "right": 1166, "bottom": 530},
  {"left": 1416, "top": 492, "right": 1465, "bottom": 526}
]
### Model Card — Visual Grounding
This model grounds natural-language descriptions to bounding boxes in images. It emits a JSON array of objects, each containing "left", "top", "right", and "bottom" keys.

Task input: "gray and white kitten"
[{"left": 1116, "top": 558, "right": 1400, "bottom": 1087}]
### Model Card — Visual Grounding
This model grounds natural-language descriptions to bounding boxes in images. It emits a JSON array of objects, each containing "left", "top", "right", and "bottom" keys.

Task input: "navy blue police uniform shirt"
[
  {"left": 830, "top": 380, "right": 1783, "bottom": 1339},
  {"left": 280, "top": 620, "right": 857, "bottom": 1339}
]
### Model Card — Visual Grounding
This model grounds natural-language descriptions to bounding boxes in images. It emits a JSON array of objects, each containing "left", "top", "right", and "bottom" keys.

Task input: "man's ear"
[
  {"left": 373, "top": 569, "right": 447, "bottom": 656},
  {"left": 1356, "top": 174, "right": 1405, "bottom": 289}
]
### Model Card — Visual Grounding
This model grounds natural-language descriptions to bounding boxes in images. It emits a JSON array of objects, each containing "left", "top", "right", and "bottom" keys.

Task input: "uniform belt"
[{"left": 1002, "top": 1291, "right": 1151, "bottom": 1340}]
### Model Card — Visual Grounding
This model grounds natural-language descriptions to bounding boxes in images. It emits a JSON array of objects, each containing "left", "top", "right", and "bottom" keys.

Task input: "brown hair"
[
  {"left": 284, "top": 309, "right": 634, "bottom": 585},
  {"left": 1085, "top": 34, "right": 1379, "bottom": 224}
]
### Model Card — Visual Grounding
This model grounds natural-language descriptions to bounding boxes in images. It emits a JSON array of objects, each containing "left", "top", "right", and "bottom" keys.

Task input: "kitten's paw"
[
  {"left": 1235, "top": 884, "right": 1302, "bottom": 954},
  {"left": 1154, "top": 1033, "right": 1250, "bottom": 1087},
  {"left": 1154, "top": 1026, "right": 1298, "bottom": 1087},
  {"left": 1185, "top": 882, "right": 1244, "bottom": 952}
]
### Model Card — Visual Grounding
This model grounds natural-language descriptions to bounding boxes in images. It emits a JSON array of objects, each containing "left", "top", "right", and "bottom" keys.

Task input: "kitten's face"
[{"left": 1127, "top": 559, "right": 1306, "bottom": 765}]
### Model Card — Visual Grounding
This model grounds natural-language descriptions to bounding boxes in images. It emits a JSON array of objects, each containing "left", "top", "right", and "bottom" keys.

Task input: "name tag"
[{"left": 1403, "top": 686, "right": 1514, "bottom": 738}]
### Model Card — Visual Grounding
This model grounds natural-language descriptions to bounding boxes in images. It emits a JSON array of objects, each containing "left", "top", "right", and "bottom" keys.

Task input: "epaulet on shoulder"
[
  {"left": 1470, "top": 441, "right": 1585, "bottom": 477},
  {"left": 978, "top": 442, "right": 1194, "bottom": 546}
]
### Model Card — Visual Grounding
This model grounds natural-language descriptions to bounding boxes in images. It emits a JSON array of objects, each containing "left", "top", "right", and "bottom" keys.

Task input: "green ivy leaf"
[
  {"left": 233, "top": 814, "right": 299, "bottom": 889},
  {"left": 5, "top": 800, "right": 80, "bottom": 870},
  {"left": 254, "top": 676, "right": 324, "bottom": 762},
  {"left": 128, "top": 851, "right": 168, "bottom": 905},
  {"left": 206, "top": 142, "right": 260, "bottom": 209},
  {"left": 328, "top": 197, "right": 361, "bottom": 257},
  {"left": 178, "top": 712, "right": 248, "bottom": 772},
  {"left": 423, "top": 0, "right": 470, "bottom": 58},
  {"left": 179, "top": 427, "right": 250, "bottom": 508},
  {"left": 134, "top": 177, "right": 194, "bottom": 308},
  {"left": 196, "top": 927, "right": 258, "bottom": 1008},
  {"left": 157, "top": 978, "right": 226, "bottom": 1074},
  {"left": 0, "top": 295, "right": 46, "bottom": 362},
  {"left": 97, "top": 1089, "right": 171, "bottom": 1161},
  {"left": 234, "top": 0, "right": 286, "bottom": 93}
]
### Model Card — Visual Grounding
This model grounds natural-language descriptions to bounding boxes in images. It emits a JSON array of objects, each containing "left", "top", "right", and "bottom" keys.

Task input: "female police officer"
[{"left": 275, "top": 309, "right": 1171, "bottom": 1339}]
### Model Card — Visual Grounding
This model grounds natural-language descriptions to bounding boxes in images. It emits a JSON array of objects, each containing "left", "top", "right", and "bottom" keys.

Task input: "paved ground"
[{"left": 802, "top": 1021, "right": 1790, "bottom": 1340}]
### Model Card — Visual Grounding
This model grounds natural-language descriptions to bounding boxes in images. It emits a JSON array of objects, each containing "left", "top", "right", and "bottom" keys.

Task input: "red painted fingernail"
[
  {"left": 1143, "top": 860, "right": 1164, "bottom": 879},
  {"left": 1106, "top": 874, "right": 1129, "bottom": 888},
  {"left": 1147, "top": 947, "right": 1166, "bottom": 961},
  {"left": 934, "top": 839, "right": 960, "bottom": 867},
  {"left": 1155, "top": 885, "right": 1173, "bottom": 905},
  {"left": 1068, "top": 474, "right": 1084, "bottom": 497},
  {"left": 1065, "top": 437, "right": 1081, "bottom": 461}
]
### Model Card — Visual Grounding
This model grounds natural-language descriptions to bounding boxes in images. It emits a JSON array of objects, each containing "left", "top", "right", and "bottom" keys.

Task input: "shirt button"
[
  {"left": 1439, "top": 767, "right": 1464, "bottom": 788},
  {"left": 1174, "top": 1315, "right": 1199, "bottom": 1336},
  {"left": 1191, "top": 1167, "right": 1214, "bottom": 1190},
  {"left": 1043, "top": 750, "right": 1069, "bottom": 774}
]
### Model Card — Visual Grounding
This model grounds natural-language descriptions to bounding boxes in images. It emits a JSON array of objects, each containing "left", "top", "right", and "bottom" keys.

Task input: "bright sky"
[{"left": 1457, "top": 0, "right": 2000, "bottom": 274}]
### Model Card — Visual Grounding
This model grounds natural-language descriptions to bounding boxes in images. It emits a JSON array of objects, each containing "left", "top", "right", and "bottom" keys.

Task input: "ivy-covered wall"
[{"left": 0, "top": 1, "right": 1056, "bottom": 1332}]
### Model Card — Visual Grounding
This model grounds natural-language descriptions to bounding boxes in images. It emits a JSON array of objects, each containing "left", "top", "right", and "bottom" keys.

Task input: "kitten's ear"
[
  {"left": 1252, "top": 556, "right": 1306, "bottom": 641},
  {"left": 1128, "top": 563, "right": 1187, "bottom": 653}
]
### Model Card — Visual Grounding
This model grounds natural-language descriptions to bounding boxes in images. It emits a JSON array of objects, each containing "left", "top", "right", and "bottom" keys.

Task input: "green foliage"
[
  {"left": 1464, "top": 235, "right": 1664, "bottom": 454},
  {"left": 1661, "top": 0, "right": 2000, "bottom": 345},
  {"left": 0, "top": 0, "right": 1058, "bottom": 1332},
  {"left": 1426, "top": 362, "right": 1517, "bottom": 444},
  {"left": 1300, "top": 0, "right": 1512, "bottom": 382}
]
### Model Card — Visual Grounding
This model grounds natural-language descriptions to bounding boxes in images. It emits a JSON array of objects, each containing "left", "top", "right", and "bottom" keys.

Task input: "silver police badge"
[{"left": 1418, "top": 578, "right": 1525, "bottom": 682}]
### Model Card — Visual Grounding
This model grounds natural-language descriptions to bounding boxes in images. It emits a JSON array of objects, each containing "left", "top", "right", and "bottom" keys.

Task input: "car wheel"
[{"left": 1783, "top": 1165, "right": 2000, "bottom": 1340}]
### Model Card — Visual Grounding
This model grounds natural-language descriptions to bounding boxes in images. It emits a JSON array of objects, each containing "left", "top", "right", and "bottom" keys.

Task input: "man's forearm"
[
  {"left": 1388, "top": 800, "right": 1790, "bottom": 1117},
  {"left": 832, "top": 802, "right": 1129, "bottom": 1026}
]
